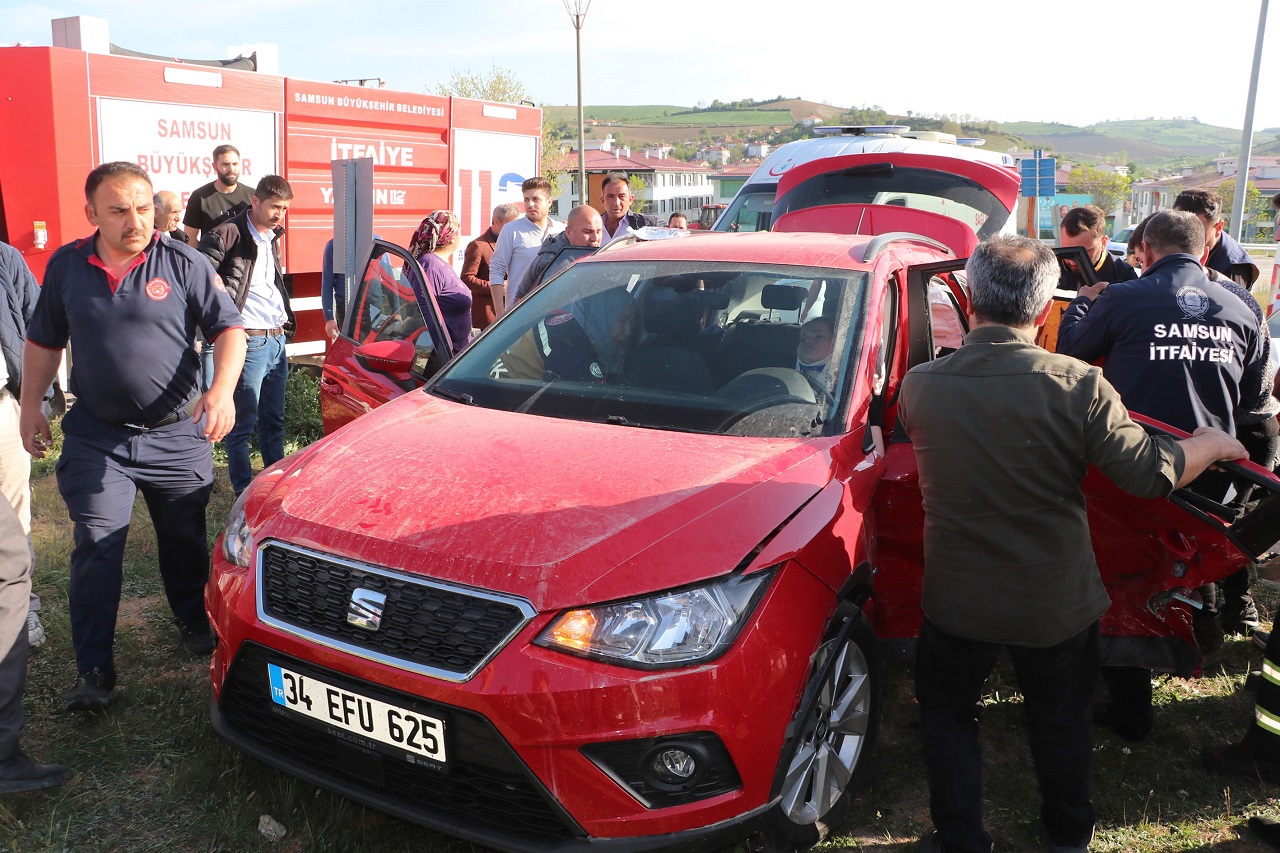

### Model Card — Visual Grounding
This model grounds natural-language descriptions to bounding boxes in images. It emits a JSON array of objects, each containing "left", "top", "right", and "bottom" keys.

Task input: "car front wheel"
[{"left": 752, "top": 603, "right": 881, "bottom": 852}]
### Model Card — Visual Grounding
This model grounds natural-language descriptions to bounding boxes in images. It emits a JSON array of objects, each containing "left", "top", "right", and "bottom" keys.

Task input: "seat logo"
[{"left": 347, "top": 588, "right": 387, "bottom": 631}]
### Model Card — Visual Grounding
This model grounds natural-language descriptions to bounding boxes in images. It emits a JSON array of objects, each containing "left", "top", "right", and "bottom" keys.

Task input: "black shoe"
[
  {"left": 918, "top": 831, "right": 943, "bottom": 853},
  {"left": 177, "top": 619, "right": 216, "bottom": 656},
  {"left": 1224, "top": 598, "right": 1262, "bottom": 636},
  {"left": 1201, "top": 741, "right": 1280, "bottom": 784},
  {"left": 64, "top": 669, "right": 118, "bottom": 712},
  {"left": 1248, "top": 815, "right": 1280, "bottom": 850},
  {"left": 0, "top": 752, "right": 71, "bottom": 793},
  {"left": 1093, "top": 701, "right": 1152, "bottom": 742}
]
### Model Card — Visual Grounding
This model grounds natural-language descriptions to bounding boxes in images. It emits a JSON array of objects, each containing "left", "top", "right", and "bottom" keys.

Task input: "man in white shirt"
[
  {"left": 600, "top": 172, "right": 657, "bottom": 245},
  {"left": 489, "top": 177, "right": 565, "bottom": 315},
  {"left": 198, "top": 175, "right": 294, "bottom": 496}
]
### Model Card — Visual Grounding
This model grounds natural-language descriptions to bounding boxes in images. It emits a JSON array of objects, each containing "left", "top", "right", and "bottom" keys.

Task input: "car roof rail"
[
  {"left": 862, "top": 231, "right": 955, "bottom": 263},
  {"left": 811, "top": 125, "right": 910, "bottom": 137}
]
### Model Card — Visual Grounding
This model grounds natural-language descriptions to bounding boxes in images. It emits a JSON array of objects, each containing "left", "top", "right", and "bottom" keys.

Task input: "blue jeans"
[
  {"left": 203, "top": 333, "right": 288, "bottom": 495},
  {"left": 916, "top": 618, "right": 1099, "bottom": 853}
]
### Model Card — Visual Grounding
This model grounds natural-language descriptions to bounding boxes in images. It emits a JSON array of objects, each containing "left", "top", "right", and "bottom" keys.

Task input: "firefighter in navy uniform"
[
  {"left": 1058, "top": 205, "right": 1138, "bottom": 293},
  {"left": 1056, "top": 209, "right": 1266, "bottom": 742},
  {"left": 18, "top": 162, "right": 246, "bottom": 712},
  {"left": 1175, "top": 189, "right": 1260, "bottom": 289}
]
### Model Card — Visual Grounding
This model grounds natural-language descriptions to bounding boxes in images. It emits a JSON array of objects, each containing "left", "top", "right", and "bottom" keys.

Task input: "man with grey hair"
[
  {"left": 153, "top": 191, "right": 187, "bottom": 244},
  {"left": 461, "top": 203, "right": 522, "bottom": 330},
  {"left": 599, "top": 172, "right": 656, "bottom": 244},
  {"left": 1057, "top": 209, "right": 1265, "bottom": 743},
  {"left": 899, "top": 234, "right": 1246, "bottom": 853}
]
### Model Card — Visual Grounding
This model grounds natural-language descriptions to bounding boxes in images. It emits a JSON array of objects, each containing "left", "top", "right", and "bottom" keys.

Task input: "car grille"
[
  {"left": 217, "top": 643, "right": 581, "bottom": 845},
  {"left": 258, "top": 542, "right": 533, "bottom": 681}
]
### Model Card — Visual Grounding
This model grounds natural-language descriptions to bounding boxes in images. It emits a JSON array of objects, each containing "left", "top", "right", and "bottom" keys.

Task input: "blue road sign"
[{"left": 1020, "top": 157, "right": 1058, "bottom": 197}]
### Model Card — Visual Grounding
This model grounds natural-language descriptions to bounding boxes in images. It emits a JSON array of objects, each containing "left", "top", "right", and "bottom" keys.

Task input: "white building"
[{"left": 552, "top": 149, "right": 717, "bottom": 223}]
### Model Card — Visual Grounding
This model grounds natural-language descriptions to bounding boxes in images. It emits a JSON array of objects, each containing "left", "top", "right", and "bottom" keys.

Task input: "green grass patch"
[{"left": 13, "top": 388, "right": 1280, "bottom": 849}]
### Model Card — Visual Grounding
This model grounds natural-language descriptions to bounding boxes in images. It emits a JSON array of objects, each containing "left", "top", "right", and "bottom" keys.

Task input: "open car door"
[
  {"left": 871, "top": 251, "right": 1280, "bottom": 673},
  {"left": 769, "top": 152, "right": 1021, "bottom": 258},
  {"left": 320, "top": 240, "right": 455, "bottom": 434}
]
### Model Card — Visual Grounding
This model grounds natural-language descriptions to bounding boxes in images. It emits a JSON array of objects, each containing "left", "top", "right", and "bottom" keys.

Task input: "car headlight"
[
  {"left": 221, "top": 488, "right": 254, "bottom": 567},
  {"left": 535, "top": 570, "right": 775, "bottom": 668}
]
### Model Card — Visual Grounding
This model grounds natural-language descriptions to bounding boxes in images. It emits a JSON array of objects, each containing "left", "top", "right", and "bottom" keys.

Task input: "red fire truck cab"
[{"left": 0, "top": 18, "right": 542, "bottom": 358}]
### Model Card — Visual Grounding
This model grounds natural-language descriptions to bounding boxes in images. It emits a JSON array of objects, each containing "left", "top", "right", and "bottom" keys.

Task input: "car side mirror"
[{"left": 354, "top": 339, "right": 416, "bottom": 374}]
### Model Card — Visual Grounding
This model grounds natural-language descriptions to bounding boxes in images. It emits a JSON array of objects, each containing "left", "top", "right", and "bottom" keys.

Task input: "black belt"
[{"left": 121, "top": 396, "right": 199, "bottom": 431}]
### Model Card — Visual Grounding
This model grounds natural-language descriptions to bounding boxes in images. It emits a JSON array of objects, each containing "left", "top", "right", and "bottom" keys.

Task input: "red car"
[{"left": 207, "top": 218, "right": 1280, "bottom": 851}]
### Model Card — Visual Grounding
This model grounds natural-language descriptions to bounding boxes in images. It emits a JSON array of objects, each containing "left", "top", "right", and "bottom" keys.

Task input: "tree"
[
  {"left": 434, "top": 66, "right": 530, "bottom": 104},
  {"left": 436, "top": 66, "right": 563, "bottom": 196},
  {"left": 627, "top": 174, "right": 650, "bottom": 214},
  {"left": 1064, "top": 166, "right": 1132, "bottom": 214},
  {"left": 1216, "top": 177, "right": 1268, "bottom": 233}
]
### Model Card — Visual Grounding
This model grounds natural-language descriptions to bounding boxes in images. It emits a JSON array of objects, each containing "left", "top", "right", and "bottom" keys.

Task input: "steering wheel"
[{"left": 800, "top": 370, "right": 836, "bottom": 408}]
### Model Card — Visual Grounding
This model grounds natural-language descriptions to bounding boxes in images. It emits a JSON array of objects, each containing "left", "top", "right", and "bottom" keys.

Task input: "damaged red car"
[{"left": 205, "top": 157, "right": 1280, "bottom": 852}]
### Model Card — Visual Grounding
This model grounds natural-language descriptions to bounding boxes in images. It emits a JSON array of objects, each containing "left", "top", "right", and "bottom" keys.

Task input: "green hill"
[{"left": 542, "top": 102, "right": 1280, "bottom": 169}]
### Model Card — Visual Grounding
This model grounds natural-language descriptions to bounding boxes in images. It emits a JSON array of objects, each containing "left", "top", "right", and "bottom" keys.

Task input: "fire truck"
[{"left": 0, "top": 16, "right": 542, "bottom": 358}]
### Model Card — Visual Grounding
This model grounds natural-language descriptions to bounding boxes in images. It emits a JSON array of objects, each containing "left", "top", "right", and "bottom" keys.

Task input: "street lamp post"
[
  {"left": 563, "top": 0, "right": 590, "bottom": 206},
  {"left": 1230, "top": 0, "right": 1269, "bottom": 241}
]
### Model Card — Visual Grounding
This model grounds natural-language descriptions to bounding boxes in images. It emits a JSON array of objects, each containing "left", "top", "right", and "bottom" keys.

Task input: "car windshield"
[
  {"left": 713, "top": 184, "right": 775, "bottom": 233},
  {"left": 431, "top": 258, "right": 869, "bottom": 438},
  {"left": 773, "top": 164, "right": 1008, "bottom": 239}
]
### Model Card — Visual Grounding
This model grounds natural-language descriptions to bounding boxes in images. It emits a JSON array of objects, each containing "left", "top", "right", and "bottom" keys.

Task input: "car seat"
[{"left": 623, "top": 287, "right": 715, "bottom": 395}]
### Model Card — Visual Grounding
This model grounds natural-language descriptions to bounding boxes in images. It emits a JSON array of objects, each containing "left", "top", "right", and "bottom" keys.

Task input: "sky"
[{"left": 4, "top": 0, "right": 1279, "bottom": 133}]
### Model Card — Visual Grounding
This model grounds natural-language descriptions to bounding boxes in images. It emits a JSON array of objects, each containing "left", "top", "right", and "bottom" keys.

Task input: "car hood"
[{"left": 250, "top": 391, "right": 834, "bottom": 610}]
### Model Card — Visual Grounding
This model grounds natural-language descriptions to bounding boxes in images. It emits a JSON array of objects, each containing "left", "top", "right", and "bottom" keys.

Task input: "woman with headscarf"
[{"left": 408, "top": 210, "right": 473, "bottom": 354}]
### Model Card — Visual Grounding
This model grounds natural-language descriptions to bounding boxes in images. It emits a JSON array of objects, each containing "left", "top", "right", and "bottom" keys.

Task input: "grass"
[{"left": 8, "top": 416, "right": 1280, "bottom": 851}]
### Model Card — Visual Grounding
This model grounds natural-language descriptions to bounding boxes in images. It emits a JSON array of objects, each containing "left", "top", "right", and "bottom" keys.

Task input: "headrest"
[
  {"left": 643, "top": 288, "right": 700, "bottom": 337},
  {"left": 761, "top": 283, "right": 806, "bottom": 311}
]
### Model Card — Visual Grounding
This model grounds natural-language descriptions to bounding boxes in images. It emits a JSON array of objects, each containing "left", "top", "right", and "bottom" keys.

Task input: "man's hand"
[
  {"left": 1077, "top": 281, "right": 1110, "bottom": 302},
  {"left": 1191, "top": 426, "right": 1248, "bottom": 462},
  {"left": 1174, "top": 426, "right": 1249, "bottom": 488},
  {"left": 20, "top": 404, "right": 52, "bottom": 458},
  {"left": 324, "top": 318, "right": 339, "bottom": 343},
  {"left": 192, "top": 388, "right": 236, "bottom": 442}
]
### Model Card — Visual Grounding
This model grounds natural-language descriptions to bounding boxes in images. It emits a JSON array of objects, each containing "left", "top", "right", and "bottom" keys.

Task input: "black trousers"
[
  {"left": 1245, "top": 605, "right": 1280, "bottom": 758},
  {"left": 56, "top": 405, "right": 213, "bottom": 678},
  {"left": 916, "top": 618, "right": 1100, "bottom": 853}
]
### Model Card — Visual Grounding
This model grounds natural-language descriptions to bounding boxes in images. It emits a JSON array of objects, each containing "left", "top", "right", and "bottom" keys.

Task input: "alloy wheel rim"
[{"left": 778, "top": 635, "right": 872, "bottom": 824}]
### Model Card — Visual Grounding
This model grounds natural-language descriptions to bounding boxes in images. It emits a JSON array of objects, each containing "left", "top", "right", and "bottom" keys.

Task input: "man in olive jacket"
[{"left": 198, "top": 175, "right": 294, "bottom": 496}]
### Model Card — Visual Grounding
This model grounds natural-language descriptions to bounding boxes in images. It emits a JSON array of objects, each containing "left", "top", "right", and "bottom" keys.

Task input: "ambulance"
[{"left": 712, "top": 126, "right": 1018, "bottom": 237}]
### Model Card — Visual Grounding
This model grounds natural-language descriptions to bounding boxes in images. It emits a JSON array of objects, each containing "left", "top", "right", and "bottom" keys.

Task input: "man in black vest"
[{"left": 1175, "top": 188, "right": 1260, "bottom": 288}]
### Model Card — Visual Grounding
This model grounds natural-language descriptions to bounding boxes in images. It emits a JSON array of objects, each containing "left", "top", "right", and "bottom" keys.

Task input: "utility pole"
[
  {"left": 563, "top": 0, "right": 591, "bottom": 206},
  {"left": 1230, "top": 0, "right": 1269, "bottom": 241}
]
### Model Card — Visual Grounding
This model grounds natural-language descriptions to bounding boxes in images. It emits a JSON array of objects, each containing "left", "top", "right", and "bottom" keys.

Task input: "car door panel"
[
  {"left": 321, "top": 240, "right": 454, "bottom": 434},
  {"left": 871, "top": 255, "right": 1280, "bottom": 671}
]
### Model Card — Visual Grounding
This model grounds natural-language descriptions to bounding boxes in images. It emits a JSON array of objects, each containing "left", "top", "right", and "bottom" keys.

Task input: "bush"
[{"left": 284, "top": 366, "right": 323, "bottom": 452}]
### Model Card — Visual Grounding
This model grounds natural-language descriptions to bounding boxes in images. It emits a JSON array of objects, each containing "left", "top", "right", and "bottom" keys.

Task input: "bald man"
[
  {"left": 513, "top": 205, "right": 603, "bottom": 302},
  {"left": 153, "top": 191, "right": 188, "bottom": 244}
]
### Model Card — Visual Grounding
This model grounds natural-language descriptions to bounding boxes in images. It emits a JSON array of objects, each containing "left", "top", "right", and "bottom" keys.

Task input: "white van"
[{"left": 712, "top": 126, "right": 1018, "bottom": 236}]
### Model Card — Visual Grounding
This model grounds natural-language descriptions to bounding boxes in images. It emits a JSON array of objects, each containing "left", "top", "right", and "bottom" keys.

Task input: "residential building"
[{"left": 551, "top": 148, "right": 717, "bottom": 223}]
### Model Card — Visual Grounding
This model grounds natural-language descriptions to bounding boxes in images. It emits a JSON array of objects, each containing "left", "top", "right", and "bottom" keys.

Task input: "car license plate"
[{"left": 267, "top": 663, "right": 446, "bottom": 764}]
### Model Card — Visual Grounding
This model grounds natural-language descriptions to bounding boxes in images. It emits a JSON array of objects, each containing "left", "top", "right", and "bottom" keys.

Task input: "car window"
[
  {"left": 927, "top": 274, "right": 966, "bottom": 355},
  {"left": 431, "top": 259, "right": 870, "bottom": 438},
  {"left": 349, "top": 248, "right": 446, "bottom": 378},
  {"left": 773, "top": 164, "right": 1007, "bottom": 241},
  {"left": 713, "top": 185, "right": 775, "bottom": 233}
]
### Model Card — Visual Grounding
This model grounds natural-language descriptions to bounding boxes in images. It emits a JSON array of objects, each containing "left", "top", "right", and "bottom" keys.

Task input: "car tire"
[{"left": 751, "top": 603, "right": 881, "bottom": 852}]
